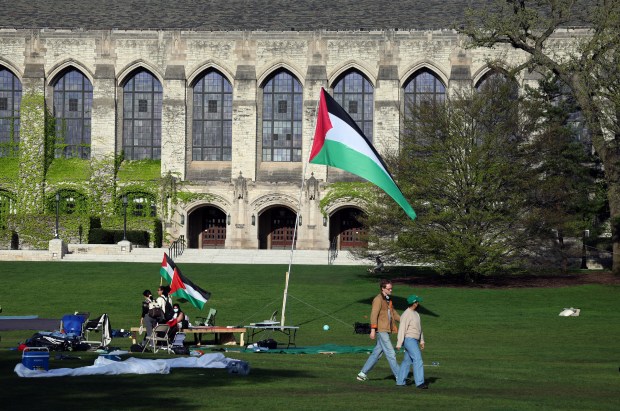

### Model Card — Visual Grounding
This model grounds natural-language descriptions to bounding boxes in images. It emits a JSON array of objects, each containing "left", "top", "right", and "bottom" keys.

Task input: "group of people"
[
  {"left": 357, "top": 279, "right": 428, "bottom": 389},
  {"left": 140, "top": 285, "right": 188, "bottom": 343}
]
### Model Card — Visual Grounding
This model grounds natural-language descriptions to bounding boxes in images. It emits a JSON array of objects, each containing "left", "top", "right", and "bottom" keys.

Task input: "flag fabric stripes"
[
  {"left": 160, "top": 253, "right": 211, "bottom": 310},
  {"left": 309, "top": 88, "right": 416, "bottom": 220}
]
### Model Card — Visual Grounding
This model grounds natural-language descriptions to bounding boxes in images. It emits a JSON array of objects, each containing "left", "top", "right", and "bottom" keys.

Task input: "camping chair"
[
  {"left": 82, "top": 313, "right": 112, "bottom": 349},
  {"left": 196, "top": 308, "right": 217, "bottom": 326},
  {"left": 143, "top": 324, "right": 171, "bottom": 353}
]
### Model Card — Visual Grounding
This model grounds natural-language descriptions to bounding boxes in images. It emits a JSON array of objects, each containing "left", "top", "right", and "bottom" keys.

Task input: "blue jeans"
[
  {"left": 396, "top": 337, "right": 424, "bottom": 386},
  {"left": 360, "top": 332, "right": 399, "bottom": 377}
]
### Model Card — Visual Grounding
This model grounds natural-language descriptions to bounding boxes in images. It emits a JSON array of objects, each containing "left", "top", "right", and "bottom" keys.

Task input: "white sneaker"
[{"left": 356, "top": 372, "right": 368, "bottom": 381}]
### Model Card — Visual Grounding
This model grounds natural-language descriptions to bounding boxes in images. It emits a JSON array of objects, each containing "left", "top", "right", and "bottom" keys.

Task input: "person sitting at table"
[{"left": 166, "top": 303, "right": 188, "bottom": 341}]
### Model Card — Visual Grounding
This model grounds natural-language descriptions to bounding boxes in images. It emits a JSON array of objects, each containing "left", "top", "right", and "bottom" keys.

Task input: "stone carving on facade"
[
  {"left": 306, "top": 173, "right": 319, "bottom": 201},
  {"left": 251, "top": 193, "right": 298, "bottom": 212},
  {"left": 233, "top": 171, "right": 248, "bottom": 200},
  {"left": 184, "top": 194, "right": 231, "bottom": 215},
  {"left": 325, "top": 197, "right": 367, "bottom": 217}
]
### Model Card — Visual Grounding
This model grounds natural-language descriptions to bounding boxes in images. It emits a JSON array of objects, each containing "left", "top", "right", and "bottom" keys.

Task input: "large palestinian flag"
[
  {"left": 160, "top": 253, "right": 211, "bottom": 310},
  {"left": 309, "top": 88, "right": 416, "bottom": 220}
]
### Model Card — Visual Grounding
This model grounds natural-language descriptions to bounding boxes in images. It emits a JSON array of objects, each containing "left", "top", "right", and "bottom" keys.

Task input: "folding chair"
[
  {"left": 82, "top": 313, "right": 112, "bottom": 349},
  {"left": 196, "top": 308, "right": 217, "bottom": 326},
  {"left": 143, "top": 324, "right": 171, "bottom": 353}
]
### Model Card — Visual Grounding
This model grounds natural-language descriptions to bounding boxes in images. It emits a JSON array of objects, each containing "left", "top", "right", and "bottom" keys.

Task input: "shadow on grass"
[{"left": 1, "top": 353, "right": 314, "bottom": 410}]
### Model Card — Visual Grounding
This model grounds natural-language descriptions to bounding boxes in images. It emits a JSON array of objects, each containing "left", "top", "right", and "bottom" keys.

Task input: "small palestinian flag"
[
  {"left": 309, "top": 88, "right": 416, "bottom": 220},
  {"left": 160, "top": 253, "right": 211, "bottom": 310}
]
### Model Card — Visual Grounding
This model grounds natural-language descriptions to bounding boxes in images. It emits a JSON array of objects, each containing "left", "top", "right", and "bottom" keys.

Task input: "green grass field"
[{"left": 1, "top": 262, "right": 618, "bottom": 410}]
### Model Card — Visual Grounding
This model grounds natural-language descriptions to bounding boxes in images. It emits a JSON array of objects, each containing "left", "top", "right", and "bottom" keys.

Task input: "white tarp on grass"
[{"left": 15, "top": 352, "right": 234, "bottom": 378}]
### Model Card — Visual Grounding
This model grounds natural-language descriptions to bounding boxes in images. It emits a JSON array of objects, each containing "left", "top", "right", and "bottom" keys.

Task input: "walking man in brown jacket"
[{"left": 357, "top": 279, "right": 401, "bottom": 381}]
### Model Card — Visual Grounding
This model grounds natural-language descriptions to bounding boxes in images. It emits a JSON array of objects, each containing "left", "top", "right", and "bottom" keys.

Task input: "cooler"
[{"left": 22, "top": 347, "right": 49, "bottom": 371}]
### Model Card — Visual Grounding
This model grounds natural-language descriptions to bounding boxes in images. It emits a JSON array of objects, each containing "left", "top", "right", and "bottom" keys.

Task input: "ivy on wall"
[
  {"left": 17, "top": 92, "right": 47, "bottom": 214},
  {"left": 319, "top": 182, "right": 374, "bottom": 216}
]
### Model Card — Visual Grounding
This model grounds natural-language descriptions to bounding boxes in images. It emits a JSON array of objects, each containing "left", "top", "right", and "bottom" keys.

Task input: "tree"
[
  {"left": 459, "top": 0, "right": 620, "bottom": 274},
  {"left": 366, "top": 80, "right": 534, "bottom": 282},
  {"left": 364, "top": 75, "right": 598, "bottom": 281}
]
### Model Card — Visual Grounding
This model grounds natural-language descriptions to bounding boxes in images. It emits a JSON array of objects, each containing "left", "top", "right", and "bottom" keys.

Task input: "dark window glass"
[
  {"left": 262, "top": 71, "right": 303, "bottom": 162},
  {"left": 333, "top": 71, "right": 373, "bottom": 141},
  {"left": 0, "top": 68, "right": 22, "bottom": 157},
  {"left": 122, "top": 70, "right": 162, "bottom": 160},
  {"left": 208, "top": 100, "right": 218, "bottom": 113},
  {"left": 122, "top": 193, "right": 156, "bottom": 217},
  {"left": 53, "top": 69, "right": 92, "bottom": 159},
  {"left": 403, "top": 69, "right": 446, "bottom": 118},
  {"left": 192, "top": 70, "right": 233, "bottom": 161}
]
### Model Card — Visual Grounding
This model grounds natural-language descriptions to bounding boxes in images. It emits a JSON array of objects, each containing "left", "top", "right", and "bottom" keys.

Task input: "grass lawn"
[{"left": 0, "top": 262, "right": 618, "bottom": 410}]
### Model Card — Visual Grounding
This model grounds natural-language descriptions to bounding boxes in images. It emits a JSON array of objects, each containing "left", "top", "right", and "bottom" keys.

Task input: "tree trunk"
[{"left": 605, "top": 163, "right": 620, "bottom": 276}]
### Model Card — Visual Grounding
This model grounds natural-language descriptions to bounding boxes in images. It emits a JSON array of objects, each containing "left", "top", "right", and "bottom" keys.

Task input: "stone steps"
[{"left": 1, "top": 246, "right": 370, "bottom": 266}]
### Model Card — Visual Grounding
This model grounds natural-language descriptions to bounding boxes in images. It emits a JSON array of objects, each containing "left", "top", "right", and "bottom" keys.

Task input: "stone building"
[{"left": 0, "top": 1, "right": 586, "bottom": 250}]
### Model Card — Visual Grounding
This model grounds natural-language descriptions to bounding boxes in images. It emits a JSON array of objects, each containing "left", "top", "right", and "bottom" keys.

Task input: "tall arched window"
[
  {"left": 192, "top": 70, "right": 233, "bottom": 161},
  {"left": 333, "top": 71, "right": 374, "bottom": 140},
  {"left": 262, "top": 71, "right": 303, "bottom": 162},
  {"left": 53, "top": 69, "right": 92, "bottom": 159},
  {"left": 122, "top": 70, "right": 162, "bottom": 160},
  {"left": 404, "top": 69, "right": 446, "bottom": 117},
  {"left": 0, "top": 68, "right": 22, "bottom": 157}
]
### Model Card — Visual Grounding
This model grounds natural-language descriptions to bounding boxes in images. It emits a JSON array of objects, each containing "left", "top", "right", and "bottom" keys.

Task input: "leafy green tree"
[
  {"left": 366, "top": 80, "right": 533, "bottom": 282},
  {"left": 365, "top": 77, "right": 598, "bottom": 281},
  {"left": 459, "top": 0, "right": 620, "bottom": 273}
]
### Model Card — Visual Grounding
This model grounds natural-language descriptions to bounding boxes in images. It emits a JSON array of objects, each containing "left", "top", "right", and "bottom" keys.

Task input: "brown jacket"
[{"left": 369, "top": 293, "right": 400, "bottom": 333}]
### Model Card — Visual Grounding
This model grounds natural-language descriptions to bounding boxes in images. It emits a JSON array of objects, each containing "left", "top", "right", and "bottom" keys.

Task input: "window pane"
[
  {"left": 334, "top": 71, "right": 373, "bottom": 141},
  {"left": 0, "top": 69, "right": 21, "bottom": 157},
  {"left": 53, "top": 69, "right": 92, "bottom": 159},
  {"left": 262, "top": 71, "right": 303, "bottom": 162},
  {"left": 122, "top": 70, "right": 162, "bottom": 160},
  {"left": 191, "top": 70, "right": 232, "bottom": 161}
]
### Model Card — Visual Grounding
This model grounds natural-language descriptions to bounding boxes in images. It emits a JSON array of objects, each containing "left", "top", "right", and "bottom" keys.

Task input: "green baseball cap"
[{"left": 407, "top": 295, "right": 423, "bottom": 305}]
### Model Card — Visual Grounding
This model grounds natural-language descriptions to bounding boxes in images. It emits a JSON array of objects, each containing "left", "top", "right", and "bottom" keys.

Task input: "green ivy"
[
  {"left": 176, "top": 190, "right": 218, "bottom": 204},
  {"left": 17, "top": 92, "right": 47, "bottom": 214},
  {"left": 319, "top": 182, "right": 375, "bottom": 216},
  {"left": 0, "top": 157, "right": 19, "bottom": 185},
  {"left": 117, "top": 159, "right": 161, "bottom": 181},
  {"left": 46, "top": 158, "right": 91, "bottom": 183}
]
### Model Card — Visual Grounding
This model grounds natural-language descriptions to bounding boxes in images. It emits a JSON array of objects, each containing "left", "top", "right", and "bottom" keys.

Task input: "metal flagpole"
[{"left": 280, "top": 93, "right": 322, "bottom": 327}]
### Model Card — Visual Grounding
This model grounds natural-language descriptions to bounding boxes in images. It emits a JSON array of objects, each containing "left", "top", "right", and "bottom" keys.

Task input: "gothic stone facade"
[{"left": 0, "top": 28, "right": 583, "bottom": 250}]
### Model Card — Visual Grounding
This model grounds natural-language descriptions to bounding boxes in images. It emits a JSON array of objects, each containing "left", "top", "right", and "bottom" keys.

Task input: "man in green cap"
[{"left": 395, "top": 294, "right": 428, "bottom": 389}]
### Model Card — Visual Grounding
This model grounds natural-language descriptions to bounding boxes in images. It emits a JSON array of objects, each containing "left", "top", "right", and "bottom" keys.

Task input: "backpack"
[
  {"left": 163, "top": 296, "right": 174, "bottom": 321},
  {"left": 148, "top": 301, "right": 164, "bottom": 319}
]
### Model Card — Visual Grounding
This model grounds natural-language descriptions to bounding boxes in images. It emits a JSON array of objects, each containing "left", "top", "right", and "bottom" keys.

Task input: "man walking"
[{"left": 357, "top": 279, "right": 400, "bottom": 381}]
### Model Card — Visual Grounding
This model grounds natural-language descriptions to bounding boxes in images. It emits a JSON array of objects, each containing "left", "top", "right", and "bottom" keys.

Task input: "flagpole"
[{"left": 281, "top": 91, "right": 322, "bottom": 328}]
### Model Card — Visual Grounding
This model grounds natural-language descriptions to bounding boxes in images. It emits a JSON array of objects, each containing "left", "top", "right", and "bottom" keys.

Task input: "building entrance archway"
[
  {"left": 329, "top": 208, "right": 367, "bottom": 250},
  {"left": 187, "top": 206, "right": 227, "bottom": 248},
  {"left": 257, "top": 206, "right": 297, "bottom": 249}
]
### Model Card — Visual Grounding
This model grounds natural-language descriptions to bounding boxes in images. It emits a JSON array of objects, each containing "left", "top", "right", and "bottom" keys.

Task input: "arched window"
[
  {"left": 476, "top": 71, "right": 518, "bottom": 98},
  {"left": 404, "top": 69, "right": 446, "bottom": 117},
  {"left": 192, "top": 70, "right": 233, "bottom": 161},
  {"left": 47, "top": 189, "right": 87, "bottom": 215},
  {"left": 53, "top": 69, "right": 92, "bottom": 159},
  {"left": 0, "top": 68, "right": 21, "bottom": 157},
  {"left": 333, "top": 71, "right": 374, "bottom": 140},
  {"left": 121, "top": 192, "right": 156, "bottom": 217},
  {"left": 262, "top": 71, "right": 303, "bottom": 162},
  {"left": 122, "top": 70, "right": 162, "bottom": 160}
]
